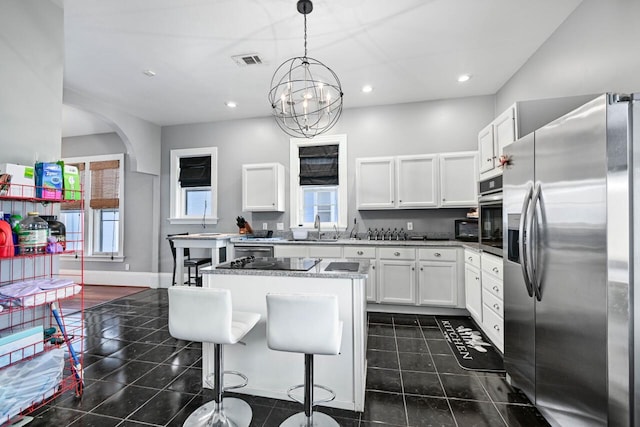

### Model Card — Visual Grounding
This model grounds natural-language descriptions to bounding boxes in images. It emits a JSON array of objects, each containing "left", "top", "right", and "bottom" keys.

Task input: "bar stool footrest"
[
  {"left": 286, "top": 383, "right": 336, "bottom": 406},
  {"left": 204, "top": 370, "right": 249, "bottom": 392}
]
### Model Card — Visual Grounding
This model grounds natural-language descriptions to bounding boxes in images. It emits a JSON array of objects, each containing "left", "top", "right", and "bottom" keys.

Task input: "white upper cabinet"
[
  {"left": 478, "top": 105, "right": 516, "bottom": 180},
  {"left": 494, "top": 107, "right": 516, "bottom": 158},
  {"left": 355, "top": 157, "right": 395, "bottom": 209},
  {"left": 478, "top": 123, "right": 495, "bottom": 174},
  {"left": 242, "top": 163, "right": 285, "bottom": 211},
  {"left": 396, "top": 154, "right": 438, "bottom": 208},
  {"left": 439, "top": 151, "right": 478, "bottom": 207},
  {"left": 357, "top": 152, "right": 477, "bottom": 210}
]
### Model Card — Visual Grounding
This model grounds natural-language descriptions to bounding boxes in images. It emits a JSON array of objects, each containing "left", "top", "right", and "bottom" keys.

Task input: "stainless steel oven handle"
[
  {"left": 526, "top": 183, "right": 542, "bottom": 301},
  {"left": 519, "top": 183, "right": 534, "bottom": 298}
]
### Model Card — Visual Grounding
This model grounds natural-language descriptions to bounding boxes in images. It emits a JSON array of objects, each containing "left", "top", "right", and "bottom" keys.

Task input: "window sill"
[
  {"left": 168, "top": 217, "right": 219, "bottom": 225},
  {"left": 60, "top": 255, "right": 125, "bottom": 262}
]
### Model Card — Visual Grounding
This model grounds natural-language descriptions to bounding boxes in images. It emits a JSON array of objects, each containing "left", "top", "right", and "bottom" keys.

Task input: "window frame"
[
  {"left": 289, "top": 134, "right": 347, "bottom": 229},
  {"left": 62, "top": 153, "right": 125, "bottom": 261},
  {"left": 169, "top": 147, "right": 218, "bottom": 225}
]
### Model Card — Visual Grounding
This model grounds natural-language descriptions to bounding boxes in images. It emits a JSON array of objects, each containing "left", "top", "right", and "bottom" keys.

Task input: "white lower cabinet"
[
  {"left": 416, "top": 248, "right": 458, "bottom": 307},
  {"left": 344, "top": 246, "right": 377, "bottom": 302},
  {"left": 274, "top": 244, "right": 342, "bottom": 258},
  {"left": 464, "top": 249, "right": 482, "bottom": 323},
  {"left": 377, "top": 247, "right": 460, "bottom": 307},
  {"left": 417, "top": 261, "right": 457, "bottom": 306},
  {"left": 480, "top": 252, "right": 504, "bottom": 352},
  {"left": 378, "top": 259, "right": 416, "bottom": 304},
  {"left": 274, "top": 245, "right": 305, "bottom": 258}
]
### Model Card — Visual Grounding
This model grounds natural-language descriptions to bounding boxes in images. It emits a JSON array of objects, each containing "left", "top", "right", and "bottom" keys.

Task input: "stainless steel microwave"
[{"left": 454, "top": 219, "right": 478, "bottom": 241}]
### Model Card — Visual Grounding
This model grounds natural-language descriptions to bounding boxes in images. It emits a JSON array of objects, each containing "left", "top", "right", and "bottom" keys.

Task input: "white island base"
[{"left": 202, "top": 265, "right": 367, "bottom": 412}]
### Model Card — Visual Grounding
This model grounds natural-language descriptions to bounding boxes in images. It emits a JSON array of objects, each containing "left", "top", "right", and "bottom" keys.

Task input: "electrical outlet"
[
  {"left": 125, "top": 263, "right": 130, "bottom": 271},
  {"left": 262, "top": 222, "right": 268, "bottom": 230},
  {"left": 407, "top": 222, "right": 413, "bottom": 231},
  {"left": 277, "top": 222, "right": 284, "bottom": 231}
]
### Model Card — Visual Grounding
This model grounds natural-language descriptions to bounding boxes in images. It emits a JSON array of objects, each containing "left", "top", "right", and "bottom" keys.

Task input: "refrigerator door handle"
[
  {"left": 519, "top": 183, "right": 534, "bottom": 297},
  {"left": 526, "top": 182, "right": 543, "bottom": 301}
]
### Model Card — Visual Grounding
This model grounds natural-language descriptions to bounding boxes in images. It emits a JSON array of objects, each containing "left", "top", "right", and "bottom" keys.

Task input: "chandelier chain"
[{"left": 303, "top": 12, "right": 308, "bottom": 58}]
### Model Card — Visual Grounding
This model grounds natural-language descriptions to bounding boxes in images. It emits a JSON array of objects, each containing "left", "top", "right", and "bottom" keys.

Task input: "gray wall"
[
  {"left": 0, "top": 1, "right": 63, "bottom": 164},
  {"left": 496, "top": 0, "right": 640, "bottom": 111},
  {"left": 160, "top": 95, "right": 494, "bottom": 272},
  {"left": 61, "top": 133, "right": 156, "bottom": 274}
]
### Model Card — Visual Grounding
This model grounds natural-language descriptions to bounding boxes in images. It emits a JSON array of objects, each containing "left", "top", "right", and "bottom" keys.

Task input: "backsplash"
[{"left": 252, "top": 208, "right": 470, "bottom": 241}]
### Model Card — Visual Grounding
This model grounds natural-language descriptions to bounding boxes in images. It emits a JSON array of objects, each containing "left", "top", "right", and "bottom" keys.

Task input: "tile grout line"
[
  {"left": 421, "top": 316, "right": 460, "bottom": 427},
  {"left": 476, "top": 376, "right": 510, "bottom": 427},
  {"left": 391, "top": 317, "right": 410, "bottom": 427}
]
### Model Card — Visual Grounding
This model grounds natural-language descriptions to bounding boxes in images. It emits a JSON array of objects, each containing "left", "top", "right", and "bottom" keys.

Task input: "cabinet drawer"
[
  {"left": 378, "top": 247, "right": 415, "bottom": 260},
  {"left": 482, "top": 289, "right": 503, "bottom": 317},
  {"left": 482, "top": 304, "right": 504, "bottom": 351},
  {"left": 481, "top": 253, "right": 503, "bottom": 280},
  {"left": 464, "top": 249, "right": 480, "bottom": 268},
  {"left": 308, "top": 245, "right": 342, "bottom": 258},
  {"left": 418, "top": 248, "right": 456, "bottom": 262},
  {"left": 343, "top": 246, "right": 376, "bottom": 259},
  {"left": 482, "top": 273, "right": 503, "bottom": 300}
]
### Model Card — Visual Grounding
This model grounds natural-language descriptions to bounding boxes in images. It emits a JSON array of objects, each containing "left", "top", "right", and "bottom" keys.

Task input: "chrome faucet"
[
  {"left": 333, "top": 224, "right": 340, "bottom": 239},
  {"left": 314, "top": 214, "right": 321, "bottom": 240}
]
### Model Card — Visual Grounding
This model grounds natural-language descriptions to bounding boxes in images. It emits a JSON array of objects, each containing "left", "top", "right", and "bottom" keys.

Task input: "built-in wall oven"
[{"left": 478, "top": 175, "right": 503, "bottom": 256}]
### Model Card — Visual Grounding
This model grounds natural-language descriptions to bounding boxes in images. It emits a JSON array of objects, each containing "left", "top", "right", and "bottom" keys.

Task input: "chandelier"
[{"left": 268, "top": 0, "right": 343, "bottom": 138}]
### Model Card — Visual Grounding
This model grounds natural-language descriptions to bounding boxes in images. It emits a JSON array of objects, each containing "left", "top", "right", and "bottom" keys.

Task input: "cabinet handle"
[
  {"left": 475, "top": 276, "right": 479, "bottom": 281},
  {"left": 493, "top": 324, "right": 500, "bottom": 332},
  {"left": 492, "top": 267, "right": 499, "bottom": 273},
  {"left": 468, "top": 256, "right": 473, "bottom": 261},
  {"left": 492, "top": 285, "right": 500, "bottom": 292},
  {"left": 493, "top": 303, "right": 500, "bottom": 310},
  {"left": 420, "top": 267, "right": 423, "bottom": 271},
  {"left": 372, "top": 265, "right": 375, "bottom": 270},
  {"left": 394, "top": 252, "right": 400, "bottom": 256},
  {"left": 412, "top": 267, "right": 415, "bottom": 271},
  {"left": 442, "top": 198, "right": 446, "bottom": 202},
  {"left": 487, "top": 158, "right": 492, "bottom": 162},
  {"left": 434, "top": 253, "right": 441, "bottom": 257},
  {"left": 357, "top": 250, "right": 363, "bottom": 255},
  {"left": 399, "top": 199, "right": 402, "bottom": 202}
]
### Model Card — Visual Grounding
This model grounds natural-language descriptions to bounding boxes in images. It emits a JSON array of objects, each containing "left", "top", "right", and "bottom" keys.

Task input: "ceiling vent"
[{"left": 232, "top": 54, "right": 264, "bottom": 67}]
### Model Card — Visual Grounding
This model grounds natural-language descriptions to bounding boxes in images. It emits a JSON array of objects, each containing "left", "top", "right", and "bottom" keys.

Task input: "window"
[
  {"left": 169, "top": 147, "right": 218, "bottom": 224},
  {"left": 61, "top": 154, "right": 125, "bottom": 259},
  {"left": 290, "top": 134, "right": 347, "bottom": 229}
]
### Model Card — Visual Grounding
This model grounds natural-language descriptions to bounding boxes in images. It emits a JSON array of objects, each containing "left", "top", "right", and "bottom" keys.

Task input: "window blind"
[
  {"left": 179, "top": 156, "right": 211, "bottom": 188},
  {"left": 89, "top": 160, "right": 120, "bottom": 209},
  {"left": 299, "top": 145, "right": 339, "bottom": 186},
  {"left": 61, "top": 163, "right": 85, "bottom": 211}
]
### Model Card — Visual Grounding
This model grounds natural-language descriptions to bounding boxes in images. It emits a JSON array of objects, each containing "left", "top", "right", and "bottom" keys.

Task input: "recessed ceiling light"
[
  {"left": 225, "top": 101, "right": 237, "bottom": 108},
  {"left": 361, "top": 85, "right": 373, "bottom": 93},
  {"left": 457, "top": 74, "right": 471, "bottom": 83},
  {"left": 142, "top": 69, "right": 156, "bottom": 77}
]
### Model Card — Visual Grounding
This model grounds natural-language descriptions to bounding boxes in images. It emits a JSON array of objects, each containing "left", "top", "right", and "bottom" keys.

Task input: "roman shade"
[
  {"left": 89, "top": 160, "right": 120, "bottom": 209},
  {"left": 298, "top": 145, "right": 339, "bottom": 186},
  {"left": 179, "top": 156, "right": 211, "bottom": 188}
]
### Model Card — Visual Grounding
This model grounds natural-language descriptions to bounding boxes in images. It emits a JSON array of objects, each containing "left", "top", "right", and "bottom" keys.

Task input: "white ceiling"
[{"left": 62, "top": 0, "right": 583, "bottom": 136}]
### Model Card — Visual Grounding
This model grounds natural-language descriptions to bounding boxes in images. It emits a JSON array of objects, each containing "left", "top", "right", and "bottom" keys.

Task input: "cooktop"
[{"left": 217, "top": 256, "right": 321, "bottom": 271}]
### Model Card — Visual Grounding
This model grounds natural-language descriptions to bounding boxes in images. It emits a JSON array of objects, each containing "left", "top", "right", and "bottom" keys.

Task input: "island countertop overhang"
[{"left": 202, "top": 258, "right": 369, "bottom": 279}]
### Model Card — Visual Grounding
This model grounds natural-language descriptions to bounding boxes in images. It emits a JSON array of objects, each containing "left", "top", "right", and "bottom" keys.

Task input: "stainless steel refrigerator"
[{"left": 503, "top": 93, "right": 638, "bottom": 426}]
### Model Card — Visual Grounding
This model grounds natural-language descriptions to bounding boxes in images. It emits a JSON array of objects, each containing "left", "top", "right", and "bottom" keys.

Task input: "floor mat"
[{"left": 435, "top": 316, "right": 504, "bottom": 372}]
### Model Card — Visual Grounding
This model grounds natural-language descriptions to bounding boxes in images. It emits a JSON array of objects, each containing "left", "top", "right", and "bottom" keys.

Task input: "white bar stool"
[
  {"left": 169, "top": 287, "right": 260, "bottom": 427},
  {"left": 266, "top": 293, "right": 343, "bottom": 427}
]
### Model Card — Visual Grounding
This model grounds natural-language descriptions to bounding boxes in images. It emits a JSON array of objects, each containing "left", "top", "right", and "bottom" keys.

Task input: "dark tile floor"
[{"left": 26, "top": 289, "right": 550, "bottom": 427}]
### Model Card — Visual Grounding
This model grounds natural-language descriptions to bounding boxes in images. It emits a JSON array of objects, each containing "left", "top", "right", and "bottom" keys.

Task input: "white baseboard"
[{"left": 59, "top": 269, "right": 175, "bottom": 289}]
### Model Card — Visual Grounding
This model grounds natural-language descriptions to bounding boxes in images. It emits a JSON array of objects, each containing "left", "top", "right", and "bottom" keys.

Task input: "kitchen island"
[{"left": 201, "top": 258, "right": 368, "bottom": 411}]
